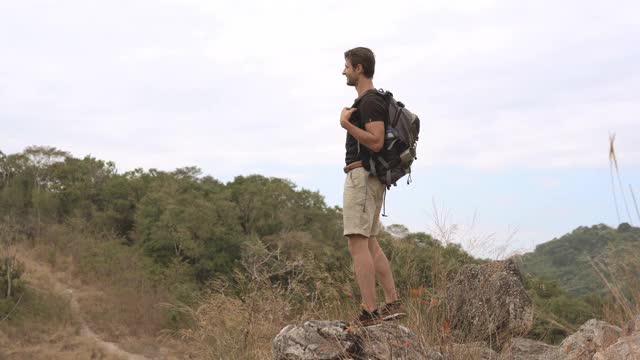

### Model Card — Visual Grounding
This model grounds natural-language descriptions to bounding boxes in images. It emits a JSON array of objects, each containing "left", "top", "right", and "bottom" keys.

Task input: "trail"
[
  {"left": 65, "top": 287, "right": 150, "bottom": 360},
  {"left": 8, "top": 246, "right": 166, "bottom": 360}
]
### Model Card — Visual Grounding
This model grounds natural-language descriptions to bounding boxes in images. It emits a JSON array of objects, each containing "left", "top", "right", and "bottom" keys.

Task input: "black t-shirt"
[{"left": 345, "top": 90, "right": 387, "bottom": 165}]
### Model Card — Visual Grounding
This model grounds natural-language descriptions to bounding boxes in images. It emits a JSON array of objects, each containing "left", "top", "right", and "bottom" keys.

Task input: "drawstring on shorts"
[{"left": 382, "top": 188, "right": 388, "bottom": 217}]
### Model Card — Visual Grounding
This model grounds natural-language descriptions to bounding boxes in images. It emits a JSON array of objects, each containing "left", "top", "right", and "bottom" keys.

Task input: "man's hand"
[{"left": 340, "top": 107, "right": 357, "bottom": 129}]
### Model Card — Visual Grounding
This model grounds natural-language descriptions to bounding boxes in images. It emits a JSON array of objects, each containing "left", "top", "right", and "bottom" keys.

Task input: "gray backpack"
[{"left": 367, "top": 89, "right": 420, "bottom": 189}]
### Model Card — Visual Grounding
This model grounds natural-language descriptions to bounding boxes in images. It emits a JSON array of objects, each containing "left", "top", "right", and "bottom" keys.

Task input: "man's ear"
[{"left": 355, "top": 63, "right": 364, "bottom": 75}]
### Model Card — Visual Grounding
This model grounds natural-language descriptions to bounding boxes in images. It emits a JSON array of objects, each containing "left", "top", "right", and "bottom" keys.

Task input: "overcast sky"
[{"left": 2, "top": 0, "right": 639, "bottom": 258}]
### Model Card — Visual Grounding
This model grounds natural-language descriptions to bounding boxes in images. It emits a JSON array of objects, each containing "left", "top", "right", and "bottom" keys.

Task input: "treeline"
[
  {"left": 0, "top": 147, "right": 482, "bottom": 289},
  {"left": 0, "top": 146, "right": 351, "bottom": 281}
]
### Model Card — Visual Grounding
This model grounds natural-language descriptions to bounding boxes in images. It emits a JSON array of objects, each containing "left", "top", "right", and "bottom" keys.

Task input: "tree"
[
  {"left": 23, "top": 146, "right": 69, "bottom": 237},
  {"left": 49, "top": 155, "right": 117, "bottom": 225},
  {"left": 135, "top": 172, "right": 242, "bottom": 281},
  {"left": 387, "top": 224, "right": 410, "bottom": 238}
]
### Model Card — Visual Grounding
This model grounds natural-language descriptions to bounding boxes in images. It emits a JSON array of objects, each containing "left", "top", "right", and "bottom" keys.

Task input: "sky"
[{"left": 1, "top": 0, "right": 639, "bottom": 258}]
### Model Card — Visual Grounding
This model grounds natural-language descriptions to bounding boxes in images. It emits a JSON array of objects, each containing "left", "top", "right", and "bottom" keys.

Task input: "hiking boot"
[
  {"left": 352, "top": 308, "right": 382, "bottom": 327},
  {"left": 379, "top": 300, "right": 406, "bottom": 321}
]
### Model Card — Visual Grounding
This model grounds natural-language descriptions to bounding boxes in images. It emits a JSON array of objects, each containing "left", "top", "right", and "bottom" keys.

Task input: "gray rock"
[
  {"left": 499, "top": 337, "right": 561, "bottom": 360},
  {"left": 360, "top": 322, "right": 442, "bottom": 360},
  {"left": 272, "top": 320, "right": 442, "bottom": 360},
  {"left": 272, "top": 320, "right": 360, "bottom": 360},
  {"left": 559, "top": 319, "right": 622, "bottom": 360},
  {"left": 446, "top": 259, "right": 533, "bottom": 347},
  {"left": 447, "top": 342, "right": 498, "bottom": 359},
  {"left": 593, "top": 333, "right": 640, "bottom": 360}
]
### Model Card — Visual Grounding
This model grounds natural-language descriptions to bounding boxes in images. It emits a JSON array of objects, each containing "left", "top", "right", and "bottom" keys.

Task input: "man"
[{"left": 340, "top": 47, "right": 405, "bottom": 326}]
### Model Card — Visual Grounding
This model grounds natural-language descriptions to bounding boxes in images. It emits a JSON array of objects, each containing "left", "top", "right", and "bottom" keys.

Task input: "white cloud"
[{"left": 1, "top": 0, "right": 639, "bottom": 175}]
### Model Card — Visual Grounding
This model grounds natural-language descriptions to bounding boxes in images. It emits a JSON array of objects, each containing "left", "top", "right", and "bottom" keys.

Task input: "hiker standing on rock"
[{"left": 340, "top": 47, "right": 405, "bottom": 326}]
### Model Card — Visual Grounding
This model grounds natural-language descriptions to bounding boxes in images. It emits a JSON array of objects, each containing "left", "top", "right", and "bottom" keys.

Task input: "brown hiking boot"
[
  {"left": 352, "top": 308, "right": 382, "bottom": 327},
  {"left": 379, "top": 300, "right": 406, "bottom": 321}
]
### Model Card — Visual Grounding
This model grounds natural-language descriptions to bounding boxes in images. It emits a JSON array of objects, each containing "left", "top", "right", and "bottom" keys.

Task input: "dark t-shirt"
[{"left": 345, "top": 90, "right": 387, "bottom": 165}]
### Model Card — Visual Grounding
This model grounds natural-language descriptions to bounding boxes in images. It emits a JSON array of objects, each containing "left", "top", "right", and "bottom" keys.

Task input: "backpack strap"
[{"left": 355, "top": 90, "right": 387, "bottom": 157}]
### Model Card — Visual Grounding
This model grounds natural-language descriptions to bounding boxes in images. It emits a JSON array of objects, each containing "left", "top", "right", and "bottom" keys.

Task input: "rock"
[
  {"left": 360, "top": 322, "right": 442, "bottom": 360},
  {"left": 559, "top": 319, "right": 622, "bottom": 360},
  {"left": 272, "top": 320, "right": 442, "bottom": 360},
  {"left": 272, "top": 320, "right": 361, "bottom": 360},
  {"left": 593, "top": 333, "right": 640, "bottom": 360},
  {"left": 499, "top": 337, "right": 561, "bottom": 360},
  {"left": 448, "top": 342, "right": 498, "bottom": 359},
  {"left": 446, "top": 259, "right": 533, "bottom": 347}
]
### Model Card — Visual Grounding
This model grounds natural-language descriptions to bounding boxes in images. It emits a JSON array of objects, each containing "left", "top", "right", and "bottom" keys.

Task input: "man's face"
[{"left": 342, "top": 59, "right": 358, "bottom": 87}]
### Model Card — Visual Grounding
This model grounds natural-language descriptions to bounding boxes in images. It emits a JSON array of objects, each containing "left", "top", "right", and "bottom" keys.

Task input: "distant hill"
[{"left": 518, "top": 223, "right": 640, "bottom": 297}]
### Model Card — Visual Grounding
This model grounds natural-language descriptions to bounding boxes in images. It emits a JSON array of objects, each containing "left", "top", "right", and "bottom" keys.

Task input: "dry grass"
[
  {"left": 0, "top": 287, "right": 74, "bottom": 340},
  {"left": 34, "top": 225, "right": 174, "bottom": 340},
  {"left": 593, "top": 246, "right": 640, "bottom": 329},
  {"left": 167, "top": 240, "right": 356, "bottom": 359},
  {"left": 169, "top": 209, "right": 497, "bottom": 359}
]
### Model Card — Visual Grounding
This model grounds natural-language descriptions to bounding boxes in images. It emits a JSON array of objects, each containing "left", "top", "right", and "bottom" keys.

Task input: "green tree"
[
  {"left": 135, "top": 170, "right": 242, "bottom": 281},
  {"left": 23, "top": 146, "right": 69, "bottom": 236}
]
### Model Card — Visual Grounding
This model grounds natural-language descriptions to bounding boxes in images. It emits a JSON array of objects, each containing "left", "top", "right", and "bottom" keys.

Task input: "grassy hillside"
[{"left": 518, "top": 223, "right": 640, "bottom": 297}]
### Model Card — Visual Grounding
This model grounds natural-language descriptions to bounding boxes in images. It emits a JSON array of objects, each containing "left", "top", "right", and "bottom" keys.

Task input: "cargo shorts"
[{"left": 343, "top": 167, "right": 386, "bottom": 237}]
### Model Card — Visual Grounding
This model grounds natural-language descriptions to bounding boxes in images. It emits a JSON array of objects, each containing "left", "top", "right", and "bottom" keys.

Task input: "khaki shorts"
[{"left": 343, "top": 167, "right": 386, "bottom": 237}]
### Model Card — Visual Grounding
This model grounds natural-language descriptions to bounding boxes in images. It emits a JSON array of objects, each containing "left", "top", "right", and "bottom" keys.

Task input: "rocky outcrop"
[
  {"left": 272, "top": 258, "right": 640, "bottom": 360},
  {"left": 272, "top": 320, "right": 361, "bottom": 360},
  {"left": 592, "top": 315, "right": 640, "bottom": 360},
  {"left": 446, "top": 259, "right": 533, "bottom": 347},
  {"left": 496, "top": 318, "right": 639, "bottom": 360},
  {"left": 272, "top": 320, "right": 442, "bottom": 360},
  {"left": 558, "top": 319, "right": 622, "bottom": 359},
  {"left": 593, "top": 333, "right": 640, "bottom": 359}
]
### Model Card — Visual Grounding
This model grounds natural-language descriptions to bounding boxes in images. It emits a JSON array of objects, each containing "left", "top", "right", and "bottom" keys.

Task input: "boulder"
[
  {"left": 272, "top": 320, "right": 361, "bottom": 360},
  {"left": 559, "top": 319, "right": 622, "bottom": 360},
  {"left": 360, "top": 323, "right": 442, "bottom": 360},
  {"left": 446, "top": 259, "right": 533, "bottom": 347},
  {"left": 272, "top": 320, "right": 442, "bottom": 360},
  {"left": 593, "top": 333, "right": 640, "bottom": 360}
]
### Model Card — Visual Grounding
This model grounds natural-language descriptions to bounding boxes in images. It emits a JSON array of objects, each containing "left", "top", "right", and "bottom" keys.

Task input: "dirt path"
[{"left": 8, "top": 245, "right": 182, "bottom": 360}]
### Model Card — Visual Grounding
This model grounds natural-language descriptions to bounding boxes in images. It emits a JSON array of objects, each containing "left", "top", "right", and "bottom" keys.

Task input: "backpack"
[{"left": 366, "top": 89, "right": 420, "bottom": 189}]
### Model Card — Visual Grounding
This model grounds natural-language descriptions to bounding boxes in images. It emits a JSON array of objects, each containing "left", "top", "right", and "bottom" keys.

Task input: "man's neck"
[{"left": 356, "top": 79, "right": 374, "bottom": 98}]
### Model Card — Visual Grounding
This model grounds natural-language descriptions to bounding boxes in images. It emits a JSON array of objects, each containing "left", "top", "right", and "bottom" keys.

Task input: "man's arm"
[{"left": 340, "top": 107, "right": 385, "bottom": 152}]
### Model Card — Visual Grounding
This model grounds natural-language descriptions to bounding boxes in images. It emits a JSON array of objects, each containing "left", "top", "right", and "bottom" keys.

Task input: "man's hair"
[{"left": 344, "top": 47, "right": 375, "bottom": 78}]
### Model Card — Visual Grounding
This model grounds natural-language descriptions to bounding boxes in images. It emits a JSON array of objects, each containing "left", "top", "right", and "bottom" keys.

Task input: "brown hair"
[{"left": 344, "top": 47, "right": 375, "bottom": 78}]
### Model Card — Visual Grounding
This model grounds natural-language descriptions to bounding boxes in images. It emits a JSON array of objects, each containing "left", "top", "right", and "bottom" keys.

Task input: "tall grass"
[{"left": 591, "top": 245, "right": 640, "bottom": 329}]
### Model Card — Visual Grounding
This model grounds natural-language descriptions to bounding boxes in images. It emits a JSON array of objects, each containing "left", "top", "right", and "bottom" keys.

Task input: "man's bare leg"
[
  {"left": 368, "top": 236, "right": 398, "bottom": 304},
  {"left": 347, "top": 234, "right": 377, "bottom": 312}
]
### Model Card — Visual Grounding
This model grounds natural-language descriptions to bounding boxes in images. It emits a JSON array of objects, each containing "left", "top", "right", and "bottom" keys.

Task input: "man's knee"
[
  {"left": 347, "top": 234, "right": 369, "bottom": 256},
  {"left": 367, "top": 236, "right": 383, "bottom": 256}
]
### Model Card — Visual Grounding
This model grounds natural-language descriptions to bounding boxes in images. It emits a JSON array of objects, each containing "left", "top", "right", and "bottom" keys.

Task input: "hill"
[{"left": 518, "top": 223, "right": 640, "bottom": 297}]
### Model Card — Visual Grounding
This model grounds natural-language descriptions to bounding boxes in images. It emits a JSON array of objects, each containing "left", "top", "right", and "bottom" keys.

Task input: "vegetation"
[
  {"left": 0, "top": 146, "right": 638, "bottom": 356},
  {"left": 519, "top": 223, "right": 640, "bottom": 297}
]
